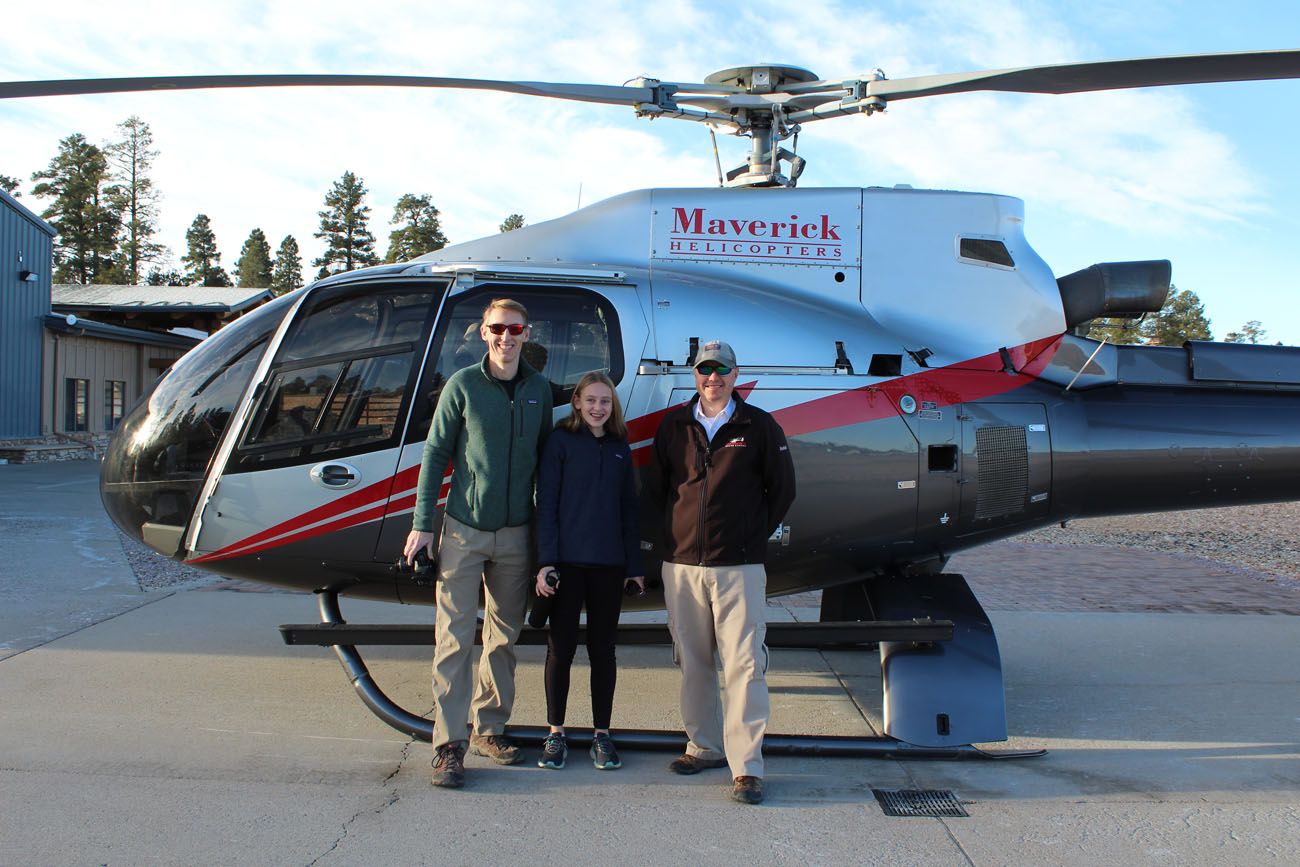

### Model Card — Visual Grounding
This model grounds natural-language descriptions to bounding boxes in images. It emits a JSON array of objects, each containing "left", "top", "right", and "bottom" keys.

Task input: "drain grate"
[{"left": 872, "top": 789, "right": 969, "bottom": 817}]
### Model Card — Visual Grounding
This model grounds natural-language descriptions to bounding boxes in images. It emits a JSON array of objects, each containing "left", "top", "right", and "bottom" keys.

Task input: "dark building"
[
  {"left": 0, "top": 189, "right": 55, "bottom": 438},
  {"left": 1, "top": 189, "right": 273, "bottom": 460}
]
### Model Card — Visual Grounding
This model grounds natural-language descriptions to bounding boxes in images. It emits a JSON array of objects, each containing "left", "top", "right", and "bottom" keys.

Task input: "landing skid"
[{"left": 288, "top": 585, "right": 1043, "bottom": 760}]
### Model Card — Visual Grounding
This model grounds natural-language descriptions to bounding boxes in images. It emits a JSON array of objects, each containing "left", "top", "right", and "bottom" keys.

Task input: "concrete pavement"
[{"left": 1, "top": 461, "right": 1297, "bottom": 865}]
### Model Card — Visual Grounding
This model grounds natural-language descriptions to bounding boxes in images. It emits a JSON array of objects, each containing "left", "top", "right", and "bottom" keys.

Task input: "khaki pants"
[
  {"left": 662, "top": 562, "right": 770, "bottom": 778},
  {"left": 431, "top": 514, "right": 531, "bottom": 750}
]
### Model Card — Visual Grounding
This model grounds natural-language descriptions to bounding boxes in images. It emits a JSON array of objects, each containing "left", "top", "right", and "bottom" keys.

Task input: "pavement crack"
[{"left": 307, "top": 737, "right": 416, "bottom": 866}]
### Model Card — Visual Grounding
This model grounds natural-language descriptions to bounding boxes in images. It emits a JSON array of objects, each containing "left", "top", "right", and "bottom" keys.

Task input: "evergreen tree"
[
  {"left": 31, "top": 133, "right": 121, "bottom": 284},
  {"left": 234, "top": 227, "right": 274, "bottom": 287},
  {"left": 1224, "top": 320, "right": 1266, "bottom": 344},
  {"left": 182, "top": 214, "right": 232, "bottom": 287},
  {"left": 313, "top": 171, "right": 379, "bottom": 278},
  {"left": 145, "top": 265, "right": 187, "bottom": 286},
  {"left": 0, "top": 174, "right": 20, "bottom": 196},
  {"left": 1140, "top": 286, "right": 1211, "bottom": 345},
  {"left": 499, "top": 213, "right": 525, "bottom": 232},
  {"left": 1083, "top": 317, "right": 1146, "bottom": 345},
  {"left": 270, "top": 235, "right": 304, "bottom": 296},
  {"left": 105, "top": 116, "right": 166, "bottom": 284},
  {"left": 385, "top": 193, "right": 448, "bottom": 262}
]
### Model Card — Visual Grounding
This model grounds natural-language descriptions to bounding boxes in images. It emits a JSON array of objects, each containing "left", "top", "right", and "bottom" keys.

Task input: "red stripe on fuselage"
[{"left": 195, "top": 337, "right": 1062, "bottom": 563}]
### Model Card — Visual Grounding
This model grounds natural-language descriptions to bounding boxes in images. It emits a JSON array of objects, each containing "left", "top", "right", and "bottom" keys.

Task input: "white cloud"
[{"left": 2, "top": 0, "right": 1295, "bottom": 344}]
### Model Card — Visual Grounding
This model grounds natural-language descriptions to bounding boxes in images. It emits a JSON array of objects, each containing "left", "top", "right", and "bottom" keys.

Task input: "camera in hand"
[
  {"left": 394, "top": 549, "right": 437, "bottom": 579},
  {"left": 528, "top": 568, "right": 560, "bottom": 629}
]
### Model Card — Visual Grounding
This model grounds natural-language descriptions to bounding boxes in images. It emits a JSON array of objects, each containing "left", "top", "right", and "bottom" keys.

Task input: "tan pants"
[
  {"left": 431, "top": 514, "right": 531, "bottom": 750},
  {"left": 662, "top": 562, "right": 770, "bottom": 778}
]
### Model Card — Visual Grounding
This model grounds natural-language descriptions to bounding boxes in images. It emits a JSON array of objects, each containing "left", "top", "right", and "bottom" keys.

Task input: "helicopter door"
[
  {"left": 191, "top": 281, "right": 445, "bottom": 568},
  {"left": 956, "top": 403, "right": 1051, "bottom": 535},
  {"left": 663, "top": 386, "right": 919, "bottom": 565},
  {"left": 369, "top": 283, "right": 641, "bottom": 567}
]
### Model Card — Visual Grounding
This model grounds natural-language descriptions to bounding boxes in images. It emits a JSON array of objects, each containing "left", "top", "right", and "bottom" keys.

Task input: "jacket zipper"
[
  {"left": 697, "top": 425, "right": 711, "bottom": 566},
  {"left": 507, "top": 393, "right": 516, "bottom": 524}
]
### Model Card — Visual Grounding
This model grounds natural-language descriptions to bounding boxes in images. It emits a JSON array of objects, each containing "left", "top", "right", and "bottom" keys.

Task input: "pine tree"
[
  {"left": 1140, "top": 286, "right": 1211, "bottom": 345},
  {"left": 1083, "top": 317, "right": 1147, "bottom": 345},
  {"left": 31, "top": 133, "right": 121, "bottom": 284},
  {"left": 1223, "top": 320, "right": 1266, "bottom": 344},
  {"left": 385, "top": 193, "right": 448, "bottom": 262},
  {"left": 182, "top": 214, "right": 232, "bottom": 287},
  {"left": 499, "top": 213, "right": 525, "bottom": 232},
  {"left": 270, "top": 235, "right": 304, "bottom": 296},
  {"left": 145, "top": 265, "right": 187, "bottom": 286},
  {"left": 313, "top": 171, "right": 379, "bottom": 278},
  {"left": 234, "top": 227, "right": 274, "bottom": 287},
  {"left": 0, "top": 174, "right": 20, "bottom": 196},
  {"left": 105, "top": 116, "right": 166, "bottom": 284}
]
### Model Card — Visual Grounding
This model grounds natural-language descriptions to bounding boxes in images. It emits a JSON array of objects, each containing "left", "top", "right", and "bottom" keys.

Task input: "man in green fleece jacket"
[{"left": 404, "top": 298, "right": 553, "bottom": 788}]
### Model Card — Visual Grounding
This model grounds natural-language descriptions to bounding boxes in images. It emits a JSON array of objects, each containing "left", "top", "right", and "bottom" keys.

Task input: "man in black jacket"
[{"left": 646, "top": 339, "right": 796, "bottom": 805}]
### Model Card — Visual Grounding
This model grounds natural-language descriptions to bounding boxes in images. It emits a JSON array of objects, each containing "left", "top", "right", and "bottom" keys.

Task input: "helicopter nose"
[{"left": 100, "top": 294, "right": 292, "bottom": 558}]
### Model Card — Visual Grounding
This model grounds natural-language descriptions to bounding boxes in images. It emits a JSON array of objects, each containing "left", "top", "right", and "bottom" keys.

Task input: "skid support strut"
[{"left": 300, "top": 588, "right": 1041, "bottom": 758}]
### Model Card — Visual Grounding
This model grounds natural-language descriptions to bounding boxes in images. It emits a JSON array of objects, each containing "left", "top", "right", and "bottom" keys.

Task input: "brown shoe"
[
  {"left": 731, "top": 775, "right": 764, "bottom": 804},
  {"left": 667, "top": 753, "right": 728, "bottom": 775},
  {"left": 469, "top": 733, "right": 523, "bottom": 765},
  {"left": 431, "top": 743, "right": 466, "bottom": 788}
]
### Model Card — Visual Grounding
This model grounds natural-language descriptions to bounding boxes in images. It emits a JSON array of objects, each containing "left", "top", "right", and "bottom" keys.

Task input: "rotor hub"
[{"left": 703, "top": 64, "right": 819, "bottom": 94}]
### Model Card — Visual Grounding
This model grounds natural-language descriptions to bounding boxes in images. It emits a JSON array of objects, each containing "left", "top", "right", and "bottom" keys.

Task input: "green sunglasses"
[{"left": 695, "top": 362, "right": 733, "bottom": 376}]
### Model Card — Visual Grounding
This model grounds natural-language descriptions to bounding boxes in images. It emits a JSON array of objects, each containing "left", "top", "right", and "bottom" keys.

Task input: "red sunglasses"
[{"left": 485, "top": 323, "right": 528, "bottom": 336}]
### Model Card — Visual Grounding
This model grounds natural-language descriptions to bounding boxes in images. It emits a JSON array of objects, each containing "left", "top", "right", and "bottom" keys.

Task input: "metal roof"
[
  {"left": 52, "top": 284, "right": 272, "bottom": 312},
  {"left": 0, "top": 188, "right": 56, "bottom": 237},
  {"left": 43, "top": 314, "right": 201, "bottom": 349}
]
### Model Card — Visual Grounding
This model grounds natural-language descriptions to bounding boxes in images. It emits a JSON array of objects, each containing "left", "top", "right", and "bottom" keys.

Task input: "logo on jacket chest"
[{"left": 723, "top": 436, "right": 747, "bottom": 448}]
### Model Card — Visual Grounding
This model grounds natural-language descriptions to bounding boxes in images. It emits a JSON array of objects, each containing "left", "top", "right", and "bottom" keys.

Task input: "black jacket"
[
  {"left": 646, "top": 393, "right": 796, "bottom": 567},
  {"left": 536, "top": 426, "right": 644, "bottom": 576}
]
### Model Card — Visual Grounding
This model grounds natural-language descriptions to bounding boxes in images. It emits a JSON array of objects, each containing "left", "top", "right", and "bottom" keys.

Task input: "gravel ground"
[
  {"left": 118, "top": 531, "right": 222, "bottom": 591},
  {"left": 1015, "top": 500, "right": 1300, "bottom": 584}
]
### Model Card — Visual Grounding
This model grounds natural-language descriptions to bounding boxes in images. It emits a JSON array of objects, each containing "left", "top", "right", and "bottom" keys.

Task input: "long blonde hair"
[{"left": 559, "top": 372, "right": 627, "bottom": 440}]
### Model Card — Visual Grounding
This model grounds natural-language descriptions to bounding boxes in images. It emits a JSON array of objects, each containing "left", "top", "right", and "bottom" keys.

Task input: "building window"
[
  {"left": 105, "top": 380, "right": 126, "bottom": 431},
  {"left": 65, "top": 378, "right": 89, "bottom": 432}
]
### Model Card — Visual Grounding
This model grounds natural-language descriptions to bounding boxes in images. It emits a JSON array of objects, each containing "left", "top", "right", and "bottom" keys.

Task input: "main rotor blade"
[
  {"left": 869, "top": 49, "right": 1300, "bottom": 101},
  {"left": 0, "top": 74, "right": 656, "bottom": 106}
]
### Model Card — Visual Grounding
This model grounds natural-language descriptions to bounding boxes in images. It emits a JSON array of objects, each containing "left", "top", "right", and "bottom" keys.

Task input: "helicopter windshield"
[{"left": 100, "top": 293, "right": 296, "bottom": 556}]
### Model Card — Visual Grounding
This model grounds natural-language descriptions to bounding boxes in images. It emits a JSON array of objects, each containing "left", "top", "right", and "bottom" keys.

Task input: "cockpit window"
[
  {"left": 100, "top": 291, "right": 297, "bottom": 549},
  {"left": 233, "top": 283, "right": 444, "bottom": 469}
]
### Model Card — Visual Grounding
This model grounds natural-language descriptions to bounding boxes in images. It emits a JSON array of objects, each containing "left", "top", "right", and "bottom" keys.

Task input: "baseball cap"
[{"left": 694, "top": 339, "right": 737, "bottom": 369}]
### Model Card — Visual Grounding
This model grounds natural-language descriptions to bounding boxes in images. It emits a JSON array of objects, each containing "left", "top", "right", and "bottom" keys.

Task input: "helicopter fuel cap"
[{"left": 899, "top": 395, "right": 917, "bottom": 414}]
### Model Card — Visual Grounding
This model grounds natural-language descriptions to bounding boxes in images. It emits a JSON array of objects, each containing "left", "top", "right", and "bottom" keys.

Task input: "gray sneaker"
[
  {"left": 469, "top": 733, "right": 523, "bottom": 765},
  {"left": 590, "top": 732, "right": 622, "bottom": 770},
  {"left": 431, "top": 743, "right": 466, "bottom": 788},
  {"left": 538, "top": 732, "right": 568, "bottom": 769}
]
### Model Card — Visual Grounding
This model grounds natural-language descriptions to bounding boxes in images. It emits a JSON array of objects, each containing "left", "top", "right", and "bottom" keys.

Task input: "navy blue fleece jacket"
[{"left": 535, "top": 426, "right": 644, "bottom": 577}]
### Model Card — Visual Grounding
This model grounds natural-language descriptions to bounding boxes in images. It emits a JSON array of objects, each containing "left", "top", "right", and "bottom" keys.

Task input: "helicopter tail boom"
[{"left": 1044, "top": 339, "right": 1300, "bottom": 520}]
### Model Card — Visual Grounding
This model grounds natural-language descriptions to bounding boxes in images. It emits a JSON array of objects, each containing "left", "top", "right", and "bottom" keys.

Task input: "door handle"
[{"left": 310, "top": 462, "right": 361, "bottom": 491}]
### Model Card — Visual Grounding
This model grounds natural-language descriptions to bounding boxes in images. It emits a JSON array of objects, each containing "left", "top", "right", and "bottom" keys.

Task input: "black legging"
[{"left": 544, "top": 563, "right": 625, "bottom": 729}]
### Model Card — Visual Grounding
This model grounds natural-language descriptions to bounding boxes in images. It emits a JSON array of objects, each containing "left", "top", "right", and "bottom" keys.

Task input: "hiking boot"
[
  {"left": 731, "top": 775, "right": 764, "bottom": 805},
  {"left": 431, "top": 743, "right": 466, "bottom": 788},
  {"left": 667, "top": 753, "right": 728, "bottom": 775},
  {"left": 538, "top": 732, "right": 568, "bottom": 769},
  {"left": 469, "top": 733, "right": 523, "bottom": 765},
  {"left": 590, "top": 732, "right": 622, "bottom": 770}
]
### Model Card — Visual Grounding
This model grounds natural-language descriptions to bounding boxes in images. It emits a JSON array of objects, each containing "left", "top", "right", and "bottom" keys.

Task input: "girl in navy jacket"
[{"left": 534, "top": 372, "right": 644, "bottom": 770}]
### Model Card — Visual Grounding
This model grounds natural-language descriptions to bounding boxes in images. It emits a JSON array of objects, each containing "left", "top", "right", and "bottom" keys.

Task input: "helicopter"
[{"left": 6, "top": 50, "right": 1300, "bottom": 755}]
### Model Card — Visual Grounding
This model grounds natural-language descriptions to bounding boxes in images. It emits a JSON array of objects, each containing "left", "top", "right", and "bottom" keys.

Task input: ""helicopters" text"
[{"left": 670, "top": 207, "right": 842, "bottom": 241}]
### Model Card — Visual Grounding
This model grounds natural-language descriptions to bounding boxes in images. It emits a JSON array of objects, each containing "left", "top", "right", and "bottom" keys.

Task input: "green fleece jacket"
[{"left": 411, "top": 355, "right": 553, "bottom": 532}]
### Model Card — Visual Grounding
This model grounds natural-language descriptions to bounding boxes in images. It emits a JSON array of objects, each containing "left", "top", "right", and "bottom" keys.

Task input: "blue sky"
[{"left": 2, "top": 0, "right": 1297, "bottom": 344}]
